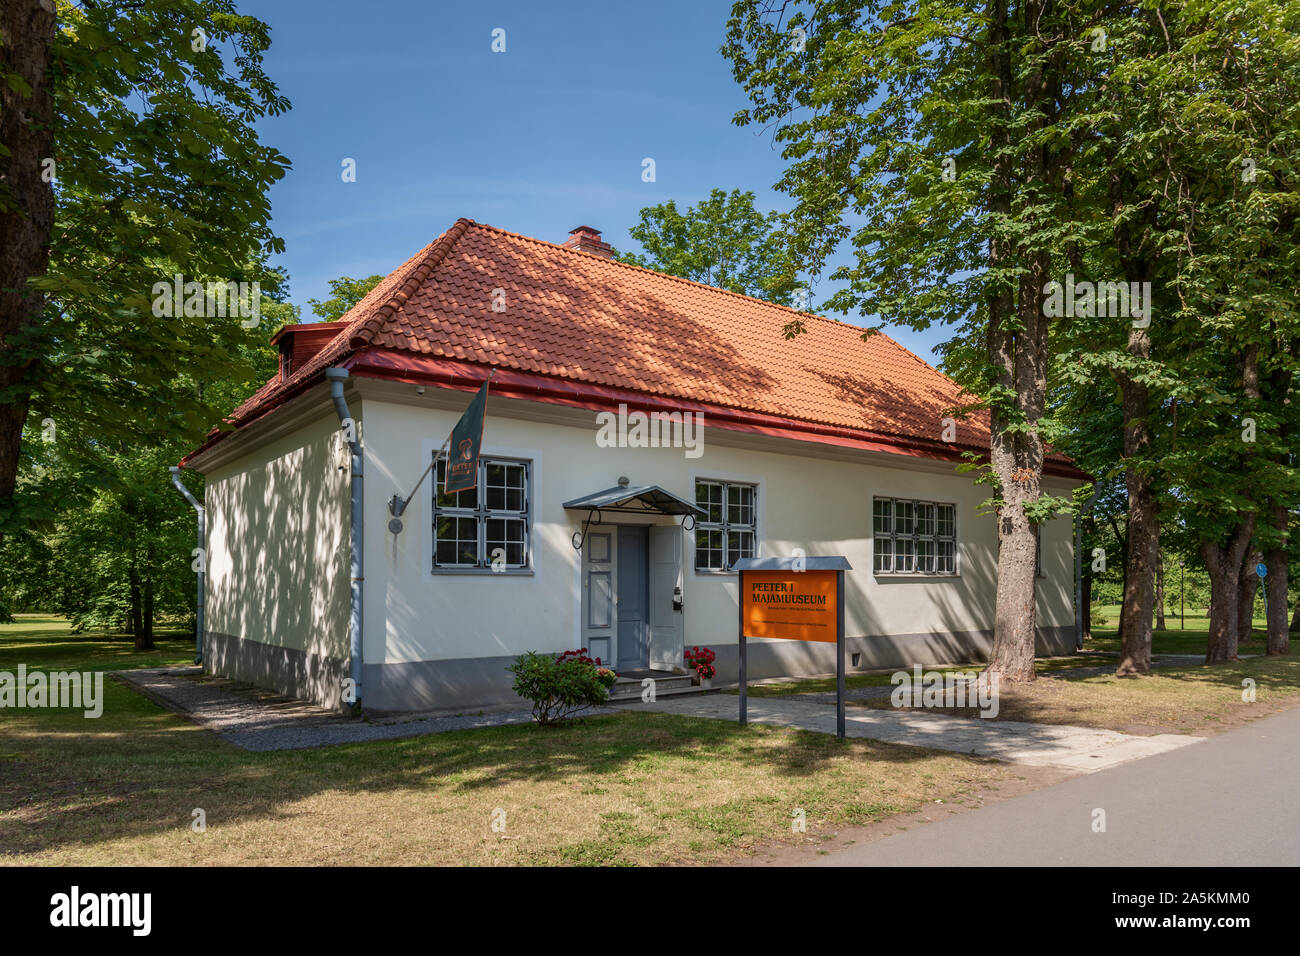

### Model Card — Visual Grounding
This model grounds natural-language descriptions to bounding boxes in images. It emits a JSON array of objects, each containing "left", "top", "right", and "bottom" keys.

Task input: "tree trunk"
[
  {"left": 1201, "top": 519, "right": 1255, "bottom": 664},
  {"left": 1107, "top": 153, "right": 1162, "bottom": 675},
  {"left": 981, "top": 0, "right": 1039, "bottom": 684},
  {"left": 1265, "top": 506, "right": 1289, "bottom": 655},
  {"left": 1290, "top": 599, "right": 1300, "bottom": 633},
  {"left": 141, "top": 568, "right": 155, "bottom": 651},
  {"left": 129, "top": 560, "right": 146, "bottom": 650},
  {"left": 1108, "top": 512, "right": 1129, "bottom": 641},
  {"left": 1155, "top": 549, "right": 1167, "bottom": 631},
  {"left": 1237, "top": 549, "right": 1262, "bottom": 646},
  {"left": 1116, "top": 459, "right": 1156, "bottom": 675},
  {"left": 0, "top": 1, "right": 58, "bottom": 546},
  {"left": 1081, "top": 515, "right": 1095, "bottom": 641}
]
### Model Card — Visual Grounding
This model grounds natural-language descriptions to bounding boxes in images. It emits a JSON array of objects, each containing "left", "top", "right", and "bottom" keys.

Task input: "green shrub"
[{"left": 507, "top": 650, "right": 608, "bottom": 725}]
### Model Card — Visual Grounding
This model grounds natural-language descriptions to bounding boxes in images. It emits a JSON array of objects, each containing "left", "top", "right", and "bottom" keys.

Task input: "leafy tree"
[
  {"left": 724, "top": 0, "right": 1094, "bottom": 681},
  {"left": 307, "top": 274, "right": 384, "bottom": 322},
  {"left": 0, "top": 0, "right": 290, "bottom": 545},
  {"left": 1145, "top": 2, "right": 1300, "bottom": 661},
  {"left": 0, "top": 277, "right": 286, "bottom": 639},
  {"left": 618, "top": 189, "right": 800, "bottom": 305}
]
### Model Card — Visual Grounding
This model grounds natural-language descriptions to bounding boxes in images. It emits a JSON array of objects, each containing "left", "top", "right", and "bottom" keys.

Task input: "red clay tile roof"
[{"left": 186, "top": 218, "right": 1081, "bottom": 476}]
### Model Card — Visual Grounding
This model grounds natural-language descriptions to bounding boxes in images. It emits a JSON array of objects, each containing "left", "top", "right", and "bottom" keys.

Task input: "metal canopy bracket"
[{"left": 564, "top": 483, "right": 705, "bottom": 551}]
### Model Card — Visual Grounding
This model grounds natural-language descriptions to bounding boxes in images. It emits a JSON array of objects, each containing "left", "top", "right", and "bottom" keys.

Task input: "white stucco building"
[{"left": 181, "top": 220, "right": 1087, "bottom": 712}]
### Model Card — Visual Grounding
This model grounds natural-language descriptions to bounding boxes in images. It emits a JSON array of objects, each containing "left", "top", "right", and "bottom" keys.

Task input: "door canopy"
[{"left": 563, "top": 482, "right": 705, "bottom": 549}]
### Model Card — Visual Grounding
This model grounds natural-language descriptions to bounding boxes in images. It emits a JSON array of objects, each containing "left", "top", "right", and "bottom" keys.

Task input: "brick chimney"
[{"left": 562, "top": 225, "right": 614, "bottom": 258}]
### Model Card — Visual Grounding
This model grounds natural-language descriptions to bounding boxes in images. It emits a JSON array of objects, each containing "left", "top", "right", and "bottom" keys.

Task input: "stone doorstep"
[{"left": 605, "top": 674, "right": 710, "bottom": 702}]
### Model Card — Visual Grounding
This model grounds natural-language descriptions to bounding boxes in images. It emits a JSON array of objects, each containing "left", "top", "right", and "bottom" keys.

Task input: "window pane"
[
  {"left": 727, "top": 484, "right": 755, "bottom": 527},
  {"left": 873, "top": 498, "right": 893, "bottom": 535},
  {"left": 728, "top": 530, "right": 755, "bottom": 568},
  {"left": 435, "top": 458, "right": 476, "bottom": 510},
  {"left": 435, "top": 515, "right": 478, "bottom": 566},
  {"left": 937, "top": 539, "right": 955, "bottom": 574},
  {"left": 695, "top": 481, "right": 724, "bottom": 524},
  {"left": 695, "top": 528, "right": 724, "bottom": 570},
  {"left": 485, "top": 462, "right": 526, "bottom": 513},
  {"left": 486, "top": 517, "right": 527, "bottom": 568},
  {"left": 895, "top": 500, "right": 915, "bottom": 536},
  {"left": 874, "top": 536, "right": 893, "bottom": 573},
  {"left": 895, "top": 536, "right": 915, "bottom": 572},
  {"left": 937, "top": 504, "right": 955, "bottom": 539},
  {"left": 917, "top": 538, "right": 935, "bottom": 573},
  {"left": 916, "top": 502, "right": 935, "bottom": 537}
]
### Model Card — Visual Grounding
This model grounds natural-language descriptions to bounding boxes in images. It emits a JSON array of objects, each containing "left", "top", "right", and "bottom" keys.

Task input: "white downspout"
[
  {"left": 325, "top": 367, "right": 364, "bottom": 711},
  {"left": 168, "top": 467, "right": 205, "bottom": 665}
]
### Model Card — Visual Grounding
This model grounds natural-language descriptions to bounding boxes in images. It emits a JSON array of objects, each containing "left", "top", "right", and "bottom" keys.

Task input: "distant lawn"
[
  {"left": 1084, "top": 603, "right": 1291, "bottom": 656},
  {"left": 852, "top": 655, "right": 1300, "bottom": 736},
  {"left": 0, "top": 615, "right": 1040, "bottom": 866},
  {"left": 729, "top": 604, "right": 1300, "bottom": 737},
  {"left": 0, "top": 613, "right": 193, "bottom": 672}
]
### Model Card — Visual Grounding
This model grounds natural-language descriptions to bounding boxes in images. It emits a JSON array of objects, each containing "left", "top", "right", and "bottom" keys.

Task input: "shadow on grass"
[
  {"left": 0, "top": 615, "right": 193, "bottom": 673},
  {"left": 0, "top": 675, "right": 959, "bottom": 858}
]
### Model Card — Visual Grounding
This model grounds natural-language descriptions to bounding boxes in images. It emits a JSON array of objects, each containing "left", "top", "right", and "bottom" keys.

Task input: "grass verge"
[{"left": 0, "top": 614, "right": 1041, "bottom": 866}]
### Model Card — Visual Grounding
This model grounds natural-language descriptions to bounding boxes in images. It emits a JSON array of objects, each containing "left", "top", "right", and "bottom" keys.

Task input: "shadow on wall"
[{"left": 205, "top": 418, "right": 351, "bottom": 709}]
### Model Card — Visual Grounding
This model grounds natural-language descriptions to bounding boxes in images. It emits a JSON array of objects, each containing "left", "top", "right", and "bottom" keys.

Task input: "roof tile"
[{"left": 201, "top": 218, "right": 1074, "bottom": 470}]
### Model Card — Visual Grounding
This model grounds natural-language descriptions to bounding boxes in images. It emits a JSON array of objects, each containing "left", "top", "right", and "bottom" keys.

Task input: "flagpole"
[{"left": 389, "top": 368, "right": 497, "bottom": 518}]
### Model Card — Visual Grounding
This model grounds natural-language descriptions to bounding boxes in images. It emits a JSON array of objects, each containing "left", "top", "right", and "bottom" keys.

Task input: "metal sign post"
[
  {"left": 738, "top": 597, "right": 747, "bottom": 727},
  {"left": 734, "top": 556, "right": 852, "bottom": 740},
  {"left": 836, "top": 567, "right": 845, "bottom": 739},
  {"left": 1257, "top": 562, "right": 1267, "bottom": 625}
]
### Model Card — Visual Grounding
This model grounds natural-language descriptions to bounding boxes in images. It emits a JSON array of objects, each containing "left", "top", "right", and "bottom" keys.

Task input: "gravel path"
[{"left": 114, "top": 667, "right": 598, "bottom": 751}]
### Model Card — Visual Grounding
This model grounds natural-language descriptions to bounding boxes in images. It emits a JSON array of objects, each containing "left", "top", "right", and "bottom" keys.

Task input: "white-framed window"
[
  {"left": 695, "top": 479, "right": 757, "bottom": 571},
  {"left": 433, "top": 456, "right": 530, "bottom": 571},
  {"left": 873, "top": 497, "right": 957, "bottom": 575}
]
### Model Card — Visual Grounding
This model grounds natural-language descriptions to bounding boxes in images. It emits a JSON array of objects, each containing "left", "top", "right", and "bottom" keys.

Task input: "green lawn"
[
  {"left": 734, "top": 605, "right": 1300, "bottom": 735},
  {"left": 0, "top": 614, "right": 1035, "bottom": 866},
  {"left": 0, "top": 614, "right": 193, "bottom": 672},
  {"left": 1084, "top": 603, "right": 1286, "bottom": 656},
  {"left": 852, "top": 654, "right": 1300, "bottom": 734}
]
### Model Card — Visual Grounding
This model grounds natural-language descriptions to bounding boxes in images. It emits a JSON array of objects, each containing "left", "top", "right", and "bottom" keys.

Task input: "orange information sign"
[{"left": 741, "top": 570, "right": 838, "bottom": 643}]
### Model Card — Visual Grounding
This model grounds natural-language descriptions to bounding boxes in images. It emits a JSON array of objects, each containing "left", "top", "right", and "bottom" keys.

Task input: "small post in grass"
[
  {"left": 1179, "top": 559, "right": 1185, "bottom": 630},
  {"left": 734, "top": 556, "right": 852, "bottom": 740}
]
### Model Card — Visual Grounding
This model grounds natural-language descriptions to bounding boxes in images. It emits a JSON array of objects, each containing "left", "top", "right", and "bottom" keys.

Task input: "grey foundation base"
[{"left": 203, "top": 626, "right": 1077, "bottom": 713}]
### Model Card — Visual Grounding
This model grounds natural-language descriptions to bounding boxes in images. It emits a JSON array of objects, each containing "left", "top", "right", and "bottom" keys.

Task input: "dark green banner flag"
[{"left": 443, "top": 377, "right": 492, "bottom": 494}]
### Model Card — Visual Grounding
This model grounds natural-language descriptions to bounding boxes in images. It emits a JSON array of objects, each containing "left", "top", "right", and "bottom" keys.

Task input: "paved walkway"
[
  {"left": 614, "top": 694, "right": 1203, "bottom": 772},
  {"left": 807, "top": 703, "right": 1300, "bottom": 866},
  {"left": 114, "top": 668, "right": 597, "bottom": 751}
]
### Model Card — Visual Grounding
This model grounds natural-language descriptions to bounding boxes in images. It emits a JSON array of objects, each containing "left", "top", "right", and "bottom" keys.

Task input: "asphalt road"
[{"left": 808, "top": 705, "right": 1300, "bottom": 866}]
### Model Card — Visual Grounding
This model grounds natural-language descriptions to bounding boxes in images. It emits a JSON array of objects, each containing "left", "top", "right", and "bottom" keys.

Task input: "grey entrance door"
[{"left": 616, "top": 526, "right": 649, "bottom": 670}]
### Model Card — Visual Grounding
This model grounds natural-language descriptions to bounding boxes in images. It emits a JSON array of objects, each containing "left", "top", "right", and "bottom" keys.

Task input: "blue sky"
[{"left": 243, "top": 0, "right": 943, "bottom": 364}]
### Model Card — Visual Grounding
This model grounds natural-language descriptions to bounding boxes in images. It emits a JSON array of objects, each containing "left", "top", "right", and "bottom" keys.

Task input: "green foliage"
[
  {"left": 307, "top": 275, "right": 384, "bottom": 322},
  {"left": 617, "top": 189, "right": 800, "bottom": 305},
  {"left": 2, "top": 434, "right": 197, "bottom": 635},
  {"left": 1051, "top": 0, "right": 1300, "bottom": 566},
  {"left": 507, "top": 651, "right": 609, "bottom": 726},
  {"left": 2, "top": 0, "right": 292, "bottom": 535}
]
